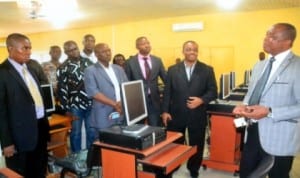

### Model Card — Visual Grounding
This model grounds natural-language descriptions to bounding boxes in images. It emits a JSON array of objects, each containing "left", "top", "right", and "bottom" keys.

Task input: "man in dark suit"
[
  {"left": 162, "top": 40, "right": 217, "bottom": 178},
  {"left": 0, "top": 33, "right": 50, "bottom": 178},
  {"left": 125, "top": 36, "right": 167, "bottom": 126}
]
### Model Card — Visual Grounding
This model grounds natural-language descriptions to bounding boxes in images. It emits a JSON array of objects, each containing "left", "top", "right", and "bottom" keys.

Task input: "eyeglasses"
[{"left": 66, "top": 47, "right": 78, "bottom": 53}]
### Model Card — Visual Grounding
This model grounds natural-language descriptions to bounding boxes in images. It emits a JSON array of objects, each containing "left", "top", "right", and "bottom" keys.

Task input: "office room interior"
[{"left": 0, "top": 0, "right": 300, "bottom": 178}]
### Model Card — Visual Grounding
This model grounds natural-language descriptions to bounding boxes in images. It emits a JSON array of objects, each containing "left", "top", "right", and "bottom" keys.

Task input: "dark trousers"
[
  {"left": 167, "top": 122, "right": 206, "bottom": 178},
  {"left": 138, "top": 95, "right": 162, "bottom": 126},
  {"left": 5, "top": 119, "right": 48, "bottom": 178},
  {"left": 240, "top": 123, "right": 294, "bottom": 178}
]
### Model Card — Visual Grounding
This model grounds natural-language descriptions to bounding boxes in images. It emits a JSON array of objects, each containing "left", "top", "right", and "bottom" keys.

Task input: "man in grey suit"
[
  {"left": 125, "top": 36, "right": 167, "bottom": 126},
  {"left": 233, "top": 23, "right": 300, "bottom": 178},
  {"left": 84, "top": 43, "right": 128, "bottom": 138}
]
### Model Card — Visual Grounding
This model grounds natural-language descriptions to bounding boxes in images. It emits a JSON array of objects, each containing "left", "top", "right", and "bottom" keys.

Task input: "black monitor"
[
  {"left": 219, "top": 73, "right": 231, "bottom": 100},
  {"left": 121, "top": 80, "right": 148, "bottom": 127},
  {"left": 41, "top": 84, "right": 55, "bottom": 113},
  {"left": 230, "top": 71, "right": 236, "bottom": 90}
]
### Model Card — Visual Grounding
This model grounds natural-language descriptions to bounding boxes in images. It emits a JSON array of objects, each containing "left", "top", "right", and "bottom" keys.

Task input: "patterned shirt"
[{"left": 57, "top": 57, "right": 93, "bottom": 111}]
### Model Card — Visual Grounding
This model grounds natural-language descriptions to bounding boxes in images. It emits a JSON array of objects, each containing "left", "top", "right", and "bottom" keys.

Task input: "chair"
[
  {"left": 54, "top": 144, "right": 102, "bottom": 178},
  {"left": 247, "top": 155, "right": 275, "bottom": 178}
]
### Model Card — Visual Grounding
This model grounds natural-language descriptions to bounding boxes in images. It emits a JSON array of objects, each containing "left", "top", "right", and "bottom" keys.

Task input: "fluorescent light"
[{"left": 216, "top": 0, "right": 240, "bottom": 10}]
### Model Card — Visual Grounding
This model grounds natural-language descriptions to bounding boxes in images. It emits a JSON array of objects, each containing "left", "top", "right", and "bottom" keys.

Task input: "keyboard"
[{"left": 122, "top": 124, "right": 149, "bottom": 134}]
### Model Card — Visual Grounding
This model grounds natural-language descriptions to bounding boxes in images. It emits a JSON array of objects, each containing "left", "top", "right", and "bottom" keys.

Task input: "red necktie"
[{"left": 143, "top": 57, "right": 151, "bottom": 80}]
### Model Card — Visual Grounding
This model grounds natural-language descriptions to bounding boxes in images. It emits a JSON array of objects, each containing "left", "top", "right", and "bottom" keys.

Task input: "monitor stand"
[{"left": 122, "top": 124, "right": 149, "bottom": 134}]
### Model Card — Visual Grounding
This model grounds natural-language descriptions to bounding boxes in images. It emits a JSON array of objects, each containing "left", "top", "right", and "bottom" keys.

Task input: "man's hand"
[
  {"left": 242, "top": 105, "right": 269, "bottom": 120},
  {"left": 233, "top": 104, "right": 269, "bottom": 120},
  {"left": 114, "top": 101, "right": 122, "bottom": 114},
  {"left": 3, "top": 145, "right": 16, "bottom": 158},
  {"left": 187, "top": 96, "right": 203, "bottom": 109},
  {"left": 161, "top": 112, "right": 172, "bottom": 126}
]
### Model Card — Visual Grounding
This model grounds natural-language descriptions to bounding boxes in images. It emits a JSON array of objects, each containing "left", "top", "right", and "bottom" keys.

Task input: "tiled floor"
[
  {"left": 1, "top": 143, "right": 300, "bottom": 178},
  {"left": 173, "top": 153, "right": 300, "bottom": 178},
  {"left": 1, "top": 152, "right": 299, "bottom": 178}
]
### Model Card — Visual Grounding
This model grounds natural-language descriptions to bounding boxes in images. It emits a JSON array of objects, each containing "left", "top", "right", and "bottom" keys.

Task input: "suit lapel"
[
  {"left": 263, "top": 53, "right": 293, "bottom": 95},
  {"left": 178, "top": 63, "right": 190, "bottom": 84},
  {"left": 5, "top": 60, "right": 33, "bottom": 98},
  {"left": 95, "top": 62, "right": 114, "bottom": 87},
  {"left": 133, "top": 56, "right": 145, "bottom": 80}
]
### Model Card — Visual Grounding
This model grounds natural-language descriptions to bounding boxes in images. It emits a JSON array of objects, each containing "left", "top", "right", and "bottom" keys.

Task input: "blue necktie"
[{"left": 248, "top": 57, "right": 275, "bottom": 105}]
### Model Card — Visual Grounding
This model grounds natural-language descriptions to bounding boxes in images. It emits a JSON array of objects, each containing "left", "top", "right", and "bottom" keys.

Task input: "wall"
[{"left": 1, "top": 7, "right": 300, "bottom": 86}]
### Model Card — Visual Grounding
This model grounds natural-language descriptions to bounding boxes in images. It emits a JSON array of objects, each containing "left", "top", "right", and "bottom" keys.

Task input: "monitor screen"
[
  {"left": 222, "top": 73, "right": 231, "bottom": 100},
  {"left": 121, "top": 80, "right": 148, "bottom": 126},
  {"left": 41, "top": 84, "right": 55, "bottom": 113},
  {"left": 244, "top": 70, "right": 251, "bottom": 86},
  {"left": 230, "top": 71, "right": 236, "bottom": 90}
]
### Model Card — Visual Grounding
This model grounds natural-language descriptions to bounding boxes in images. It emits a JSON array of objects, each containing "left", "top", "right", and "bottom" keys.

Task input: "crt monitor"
[
  {"left": 219, "top": 73, "right": 231, "bottom": 100},
  {"left": 121, "top": 80, "right": 148, "bottom": 126},
  {"left": 41, "top": 84, "right": 55, "bottom": 113}
]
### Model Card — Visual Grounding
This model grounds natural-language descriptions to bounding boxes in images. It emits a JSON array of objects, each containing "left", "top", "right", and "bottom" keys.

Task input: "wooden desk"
[
  {"left": 0, "top": 168, "right": 23, "bottom": 178},
  {"left": 202, "top": 112, "right": 241, "bottom": 175},
  {"left": 48, "top": 114, "right": 71, "bottom": 158},
  {"left": 96, "top": 131, "right": 196, "bottom": 178}
]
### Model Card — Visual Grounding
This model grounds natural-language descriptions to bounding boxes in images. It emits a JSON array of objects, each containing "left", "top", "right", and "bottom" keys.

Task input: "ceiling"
[{"left": 0, "top": 0, "right": 300, "bottom": 38}]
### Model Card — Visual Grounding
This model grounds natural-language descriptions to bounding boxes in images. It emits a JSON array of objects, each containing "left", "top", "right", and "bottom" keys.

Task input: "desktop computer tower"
[{"left": 99, "top": 125, "right": 167, "bottom": 150}]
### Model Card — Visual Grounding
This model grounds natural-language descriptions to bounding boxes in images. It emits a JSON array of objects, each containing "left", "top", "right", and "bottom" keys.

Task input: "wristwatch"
[{"left": 267, "top": 107, "right": 273, "bottom": 118}]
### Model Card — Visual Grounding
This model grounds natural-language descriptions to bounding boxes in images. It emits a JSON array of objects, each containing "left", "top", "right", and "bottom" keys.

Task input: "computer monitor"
[
  {"left": 230, "top": 71, "right": 236, "bottom": 90},
  {"left": 121, "top": 80, "right": 148, "bottom": 127},
  {"left": 41, "top": 84, "right": 55, "bottom": 113},
  {"left": 244, "top": 70, "right": 252, "bottom": 86},
  {"left": 219, "top": 73, "right": 231, "bottom": 100}
]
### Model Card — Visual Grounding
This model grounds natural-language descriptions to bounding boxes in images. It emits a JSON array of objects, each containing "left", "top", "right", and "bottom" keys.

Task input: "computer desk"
[
  {"left": 202, "top": 108, "right": 242, "bottom": 176},
  {"left": 47, "top": 114, "right": 72, "bottom": 158},
  {"left": 95, "top": 131, "right": 197, "bottom": 178},
  {"left": 0, "top": 168, "right": 23, "bottom": 178}
]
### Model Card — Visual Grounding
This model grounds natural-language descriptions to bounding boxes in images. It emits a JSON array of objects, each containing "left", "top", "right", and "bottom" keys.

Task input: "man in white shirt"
[{"left": 81, "top": 34, "right": 97, "bottom": 63}]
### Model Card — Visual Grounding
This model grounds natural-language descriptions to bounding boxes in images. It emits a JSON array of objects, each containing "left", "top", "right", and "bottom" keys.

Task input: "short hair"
[
  {"left": 276, "top": 23, "right": 297, "bottom": 43},
  {"left": 113, "top": 53, "right": 126, "bottom": 64},
  {"left": 135, "top": 36, "right": 147, "bottom": 47},
  {"left": 83, "top": 34, "right": 95, "bottom": 41},
  {"left": 49, "top": 45, "right": 60, "bottom": 51},
  {"left": 63, "top": 40, "right": 77, "bottom": 51},
  {"left": 182, "top": 40, "right": 198, "bottom": 51},
  {"left": 6, "top": 33, "right": 29, "bottom": 48}
]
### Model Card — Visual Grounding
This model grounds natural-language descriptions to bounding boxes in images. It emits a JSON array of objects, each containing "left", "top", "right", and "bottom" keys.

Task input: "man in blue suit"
[
  {"left": 233, "top": 23, "right": 300, "bottom": 178},
  {"left": 125, "top": 36, "right": 167, "bottom": 126},
  {"left": 84, "top": 43, "right": 128, "bottom": 138}
]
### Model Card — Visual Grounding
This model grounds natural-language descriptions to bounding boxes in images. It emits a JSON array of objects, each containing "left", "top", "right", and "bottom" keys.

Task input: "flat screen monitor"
[
  {"left": 220, "top": 73, "right": 231, "bottom": 100},
  {"left": 244, "top": 70, "right": 252, "bottom": 86},
  {"left": 41, "top": 84, "right": 55, "bottom": 113},
  {"left": 230, "top": 71, "right": 236, "bottom": 90},
  {"left": 121, "top": 80, "right": 148, "bottom": 126}
]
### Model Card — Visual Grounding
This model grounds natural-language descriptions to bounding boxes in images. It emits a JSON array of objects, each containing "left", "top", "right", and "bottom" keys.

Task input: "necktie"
[
  {"left": 188, "top": 67, "right": 192, "bottom": 81},
  {"left": 248, "top": 57, "right": 275, "bottom": 105},
  {"left": 143, "top": 57, "right": 151, "bottom": 80},
  {"left": 22, "top": 66, "right": 44, "bottom": 107}
]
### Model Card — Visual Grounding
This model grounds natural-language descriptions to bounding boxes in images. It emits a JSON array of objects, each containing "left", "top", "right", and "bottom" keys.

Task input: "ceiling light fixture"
[
  {"left": 16, "top": 0, "right": 81, "bottom": 29},
  {"left": 216, "top": 0, "right": 240, "bottom": 10}
]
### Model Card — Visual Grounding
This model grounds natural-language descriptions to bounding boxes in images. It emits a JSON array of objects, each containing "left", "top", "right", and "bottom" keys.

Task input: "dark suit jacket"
[
  {"left": 125, "top": 54, "right": 167, "bottom": 111},
  {"left": 0, "top": 59, "right": 50, "bottom": 152},
  {"left": 162, "top": 61, "right": 217, "bottom": 129}
]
